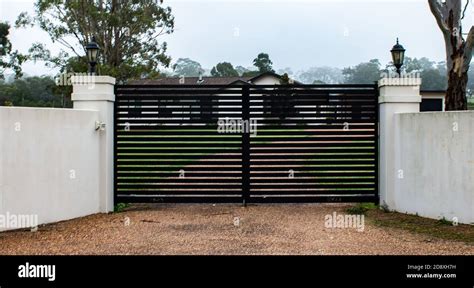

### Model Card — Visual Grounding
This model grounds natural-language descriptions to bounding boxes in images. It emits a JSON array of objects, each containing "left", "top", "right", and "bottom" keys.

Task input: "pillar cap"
[
  {"left": 378, "top": 77, "right": 422, "bottom": 87},
  {"left": 71, "top": 75, "right": 116, "bottom": 85},
  {"left": 71, "top": 75, "right": 116, "bottom": 102},
  {"left": 378, "top": 77, "right": 422, "bottom": 104}
]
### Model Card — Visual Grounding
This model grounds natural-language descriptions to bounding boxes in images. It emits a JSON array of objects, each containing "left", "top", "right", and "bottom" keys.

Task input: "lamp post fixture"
[
  {"left": 391, "top": 38, "right": 405, "bottom": 76},
  {"left": 86, "top": 36, "right": 100, "bottom": 75}
]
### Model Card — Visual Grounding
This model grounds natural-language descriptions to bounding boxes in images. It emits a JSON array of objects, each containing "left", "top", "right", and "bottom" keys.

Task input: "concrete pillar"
[
  {"left": 378, "top": 77, "right": 421, "bottom": 209},
  {"left": 71, "top": 76, "right": 115, "bottom": 213}
]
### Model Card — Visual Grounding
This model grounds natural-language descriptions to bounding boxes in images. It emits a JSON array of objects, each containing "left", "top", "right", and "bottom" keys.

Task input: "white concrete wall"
[
  {"left": 0, "top": 107, "right": 101, "bottom": 231},
  {"left": 393, "top": 111, "right": 474, "bottom": 224}
]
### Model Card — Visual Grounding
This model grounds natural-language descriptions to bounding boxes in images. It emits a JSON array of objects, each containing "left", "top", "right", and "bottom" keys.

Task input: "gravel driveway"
[{"left": 0, "top": 204, "right": 472, "bottom": 255}]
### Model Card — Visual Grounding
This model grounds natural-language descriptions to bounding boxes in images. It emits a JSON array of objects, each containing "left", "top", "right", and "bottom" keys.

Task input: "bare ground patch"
[{"left": 0, "top": 204, "right": 473, "bottom": 255}]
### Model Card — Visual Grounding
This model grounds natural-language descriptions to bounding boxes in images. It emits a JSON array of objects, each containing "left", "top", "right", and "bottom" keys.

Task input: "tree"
[
  {"left": 16, "top": 0, "right": 175, "bottom": 82},
  {"left": 0, "top": 76, "right": 65, "bottom": 107},
  {"left": 421, "top": 69, "right": 448, "bottom": 90},
  {"left": 242, "top": 70, "right": 260, "bottom": 77},
  {"left": 277, "top": 67, "right": 294, "bottom": 78},
  {"left": 235, "top": 65, "right": 250, "bottom": 76},
  {"left": 297, "top": 66, "right": 343, "bottom": 84},
  {"left": 173, "top": 58, "right": 204, "bottom": 77},
  {"left": 264, "top": 73, "right": 296, "bottom": 120},
  {"left": 0, "top": 22, "right": 26, "bottom": 79},
  {"left": 428, "top": 0, "right": 473, "bottom": 110},
  {"left": 253, "top": 53, "right": 274, "bottom": 73},
  {"left": 342, "top": 59, "right": 382, "bottom": 84},
  {"left": 386, "top": 57, "right": 448, "bottom": 90},
  {"left": 404, "top": 57, "right": 436, "bottom": 72},
  {"left": 210, "top": 62, "right": 239, "bottom": 77}
]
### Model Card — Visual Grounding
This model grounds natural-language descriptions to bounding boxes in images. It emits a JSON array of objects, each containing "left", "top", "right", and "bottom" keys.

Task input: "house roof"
[
  {"left": 132, "top": 76, "right": 253, "bottom": 85},
  {"left": 248, "top": 71, "right": 285, "bottom": 82},
  {"left": 130, "top": 72, "right": 298, "bottom": 86}
]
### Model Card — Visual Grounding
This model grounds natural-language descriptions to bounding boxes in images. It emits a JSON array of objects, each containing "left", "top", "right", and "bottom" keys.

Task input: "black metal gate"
[{"left": 114, "top": 84, "right": 379, "bottom": 204}]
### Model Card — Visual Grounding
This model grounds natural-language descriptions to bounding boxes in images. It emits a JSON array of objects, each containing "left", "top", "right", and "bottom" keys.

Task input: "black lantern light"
[
  {"left": 391, "top": 38, "right": 405, "bottom": 76},
  {"left": 86, "top": 36, "right": 100, "bottom": 75}
]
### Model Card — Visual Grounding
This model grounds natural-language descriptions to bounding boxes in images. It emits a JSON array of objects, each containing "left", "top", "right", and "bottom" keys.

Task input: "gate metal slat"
[
  {"left": 117, "top": 154, "right": 243, "bottom": 160},
  {"left": 248, "top": 149, "right": 375, "bottom": 153},
  {"left": 117, "top": 161, "right": 243, "bottom": 166},
  {"left": 251, "top": 136, "right": 377, "bottom": 142},
  {"left": 114, "top": 124, "right": 376, "bottom": 130},
  {"left": 117, "top": 137, "right": 243, "bottom": 142},
  {"left": 250, "top": 154, "right": 376, "bottom": 160},
  {"left": 116, "top": 188, "right": 243, "bottom": 192},
  {"left": 115, "top": 89, "right": 248, "bottom": 95},
  {"left": 248, "top": 90, "right": 377, "bottom": 95},
  {"left": 117, "top": 184, "right": 243, "bottom": 189},
  {"left": 250, "top": 178, "right": 375, "bottom": 183},
  {"left": 249, "top": 161, "right": 375, "bottom": 166},
  {"left": 116, "top": 172, "right": 243, "bottom": 177},
  {"left": 249, "top": 166, "right": 374, "bottom": 171},
  {"left": 116, "top": 143, "right": 243, "bottom": 148},
  {"left": 115, "top": 196, "right": 244, "bottom": 204},
  {"left": 115, "top": 130, "right": 376, "bottom": 136},
  {"left": 116, "top": 148, "right": 371, "bottom": 153},
  {"left": 116, "top": 99, "right": 244, "bottom": 104},
  {"left": 248, "top": 196, "right": 377, "bottom": 204},
  {"left": 251, "top": 189, "right": 375, "bottom": 196},
  {"left": 250, "top": 143, "right": 375, "bottom": 148},
  {"left": 117, "top": 178, "right": 242, "bottom": 183},
  {"left": 114, "top": 119, "right": 377, "bottom": 124},
  {"left": 248, "top": 125, "right": 376, "bottom": 130},
  {"left": 115, "top": 172, "right": 376, "bottom": 177},
  {"left": 116, "top": 166, "right": 243, "bottom": 171},
  {"left": 249, "top": 184, "right": 377, "bottom": 189}
]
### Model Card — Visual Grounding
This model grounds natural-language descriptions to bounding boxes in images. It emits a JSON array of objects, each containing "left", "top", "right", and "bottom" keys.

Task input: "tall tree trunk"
[
  {"left": 446, "top": 40, "right": 469, "bottom": 110},
  {"left": 446, "top": 67, "right": 468, "bottom": 110},
  {"left": 429, "top": 0, "right": 473, "bottom": 111}
]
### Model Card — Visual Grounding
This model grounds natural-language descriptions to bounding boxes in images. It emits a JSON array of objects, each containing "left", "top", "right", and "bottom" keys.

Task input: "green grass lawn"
[
  {"left": 347, "top": 204, "right": 474, "bottom": 244},
  {"left": 468, "top": 99, "right": 474, "bottom": 110}
]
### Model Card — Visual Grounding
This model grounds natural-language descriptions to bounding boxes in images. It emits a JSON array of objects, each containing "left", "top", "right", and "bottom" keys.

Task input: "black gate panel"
[
  {"left": 114, "top": 84, "right": 378, "bottom": 204},
  {"left": 115, "top": 85, "right": 244, "bottom": 203},
  {"left": 246, "top": 85, "right": 378, "bottom": 203}
]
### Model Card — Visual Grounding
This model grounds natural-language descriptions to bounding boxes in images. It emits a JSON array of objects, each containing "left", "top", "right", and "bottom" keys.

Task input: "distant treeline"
[{"left": 2, "top": 56, "right": 474, "bottom": 108}]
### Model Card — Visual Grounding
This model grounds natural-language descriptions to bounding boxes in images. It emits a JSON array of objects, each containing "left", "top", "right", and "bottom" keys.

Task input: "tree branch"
[
  {"left": 463, "top": 25, "right": 474, "bottom": 71},
  {"left": 462, "top": 0, "right": 470, "bottom": 19},
  {"left": 428, "top": 0, "right": 450, "bottom": 34}
]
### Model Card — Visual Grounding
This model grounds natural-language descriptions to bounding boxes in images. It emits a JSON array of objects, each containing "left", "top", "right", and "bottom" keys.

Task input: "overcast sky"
[{"left": 1, "top": 0, "right": 474, "bottom": 76}]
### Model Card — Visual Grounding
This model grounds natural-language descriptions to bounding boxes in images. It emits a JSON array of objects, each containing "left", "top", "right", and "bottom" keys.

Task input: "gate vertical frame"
[
  {"left": 242, "top": 86, "right": 251, "bottom": 204},
  {"left": 113, "top": 85, "right": 119, "bottom": 208},
  {"left": 374, "top": 82, "right": 380, "bottom": 204}
]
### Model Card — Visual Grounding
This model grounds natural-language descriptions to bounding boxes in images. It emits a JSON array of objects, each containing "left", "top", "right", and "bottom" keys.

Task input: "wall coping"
[{"left": 378, "top": 77, "right": 422, "bottom": 87}]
